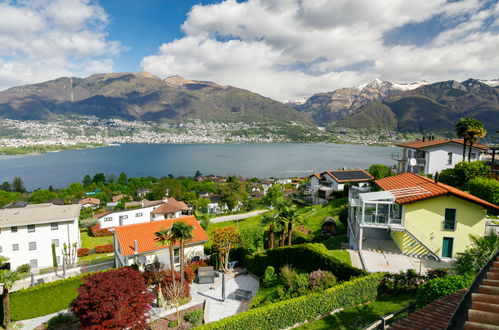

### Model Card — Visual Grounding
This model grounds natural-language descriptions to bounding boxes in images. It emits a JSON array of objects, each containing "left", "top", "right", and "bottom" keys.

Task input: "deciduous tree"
[
  {"left": 212, "top": 226, "right": 240, "bottom": 271},
  {"left": 70, "top": 268, "right": 153, "bottom": 329}
]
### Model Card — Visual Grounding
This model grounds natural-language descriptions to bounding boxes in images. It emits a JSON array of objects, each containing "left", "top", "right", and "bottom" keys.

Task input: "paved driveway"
[{"left": 210, "top": 210, "right": 269, "bottom": 223}]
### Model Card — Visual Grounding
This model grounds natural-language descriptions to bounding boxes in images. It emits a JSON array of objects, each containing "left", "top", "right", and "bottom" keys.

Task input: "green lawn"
[
  {"left": 297, "top": 198, "right": 347, "bottom": 234},
  {"left": 80, "top": 230, "right": 113, "bottom": 249},
  {"left": 295, "top": 294, "right": 414, "bottom": 330},
  {"left": 325, "top": 249, "right": 351, "bottom": 265}
]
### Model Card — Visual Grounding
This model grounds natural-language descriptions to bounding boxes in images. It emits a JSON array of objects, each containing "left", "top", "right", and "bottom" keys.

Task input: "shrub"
[
  {"left": 245, "top": 243, "right": 366, "bottom": 281},
  {"left": 77, "top": 248, "right": 90, "bottom": 257},
  {"left": 94, "top": 244, "right": 114, "bottom": 253},
  {"left": 309, "top": 269, "right": 337, "bottom": 290},
  {"left": 291, "top": 273, "right": 309, "bottom": 295},
  {"left": 415, "top": 275, "right": 473, "bottom": 308},
  {"left": 71, "top": 267, "right": 154, "bottom": 329},
  {"left": 9, "top": 273, "right": 89, "bottom": 320},
  {"left": 199, "top": 273, "right": 384, "bottom": 330},
  {"left": 280, "top": 265, "right": 297, "bottom": 288},
  {"left": 466, "top": 177, "right": 499, "bottom": 208},
  {"left": 426, "top": 268, "right": 450, "bottom": 280},
  {"left": 184, "top": 267, "right": 195, "bottom": 283},
  {"left": 185, "top": 309, "right": 203, "bottom": 325},
  {"left": 185, "top": 259, "right": 209, "bottom": 274},
  {"left": 15, "top": 264, "right": 30, "bottom": 274},
  {"left": 90, "top": 224, "right": 112, "bottom": 237},
  {"left": 168, "top": 321, "right": 177, "bottom": 328},
  {"left": 46, "top": 313, "right": 78, "bottom": 330},
  {"left": 379, "top": 269, "right": 425, "bottom": 294},
  {"left": 79, "top": 217, "right": 99, "bottom": 230},
  {"left": 438, "top": 161, "right": 490, "bottom": 189},
  {"left": 262, "top": 266, "right": 278, "bottom": 288}
]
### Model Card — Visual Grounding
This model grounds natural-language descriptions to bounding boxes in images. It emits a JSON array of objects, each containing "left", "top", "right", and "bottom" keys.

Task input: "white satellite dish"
[{"left": 409, "top": 158, "right": 417, "bottom": 166}]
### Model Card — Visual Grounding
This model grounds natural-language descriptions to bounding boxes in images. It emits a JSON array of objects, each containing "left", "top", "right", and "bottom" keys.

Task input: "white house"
[
  {"left": 150, "top": 198, "right": 189, "bottom": 220},
  {"left": 394, "top": 139, "right": 489, "bottom": 176},
  {"left": 77, "top": 197, "right": 100, "bottom": 209},
  {"left": 309, "top": 170, "right": 373, "bottom": 204},
  {"left": 0, "top": 203, "right": 81, "bottom": 270},
  {"left": 112, "top": 215, "right": 208, "bottom": 267}
]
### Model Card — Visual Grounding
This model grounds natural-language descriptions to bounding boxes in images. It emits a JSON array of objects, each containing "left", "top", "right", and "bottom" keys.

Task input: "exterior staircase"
[
  {"left": 400, "top": 228, "right": 441, "bottom": 261},
  {"left": 464, "top": 256, "right": 499, "bottom": 329}
]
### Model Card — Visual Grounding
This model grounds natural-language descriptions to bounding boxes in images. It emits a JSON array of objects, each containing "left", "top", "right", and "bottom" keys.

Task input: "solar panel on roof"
[{"left": 330, "top": 171, "right": 372, "bottom": 181}]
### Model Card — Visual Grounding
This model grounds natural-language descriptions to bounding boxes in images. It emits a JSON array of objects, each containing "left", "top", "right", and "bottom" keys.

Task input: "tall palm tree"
[
  {"left": 0, "top": 270, "right": 20, "bottom": 330},
  {"left": 154, "top": 226, "right": 177, "bottom": 286},
  {"left": 467, "top": 124, "right": 487, "bottom": 162},
  {"left": 261, "top": 212, "right": 279, "bottom": 249},
  {"left": 455, "top": 118, "right": 472, "bottom": 162},
  {"left": 277, "top": 200, "right": 299, "bottom": 246},
  {"left": 171, "top": 221, "right": 194, "bottom": 286}
]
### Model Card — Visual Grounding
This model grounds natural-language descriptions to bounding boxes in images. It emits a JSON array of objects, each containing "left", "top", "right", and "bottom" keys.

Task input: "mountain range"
[
  {"left": 0, "top": 72, "right": 307, "bottom": 123},
  {"left": 0, "top": 72, "right": 498, "bottom": 135}
]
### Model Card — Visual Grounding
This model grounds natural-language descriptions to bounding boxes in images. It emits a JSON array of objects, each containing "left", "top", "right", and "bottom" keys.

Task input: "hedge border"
[{"left": 197, "top": 273, "right": 384, "bottom": 330}]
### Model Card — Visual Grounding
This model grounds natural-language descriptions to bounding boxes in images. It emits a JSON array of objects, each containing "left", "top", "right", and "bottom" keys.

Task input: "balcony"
[{"left": 349, "top": 190, "right": 404, "bottom": 229}]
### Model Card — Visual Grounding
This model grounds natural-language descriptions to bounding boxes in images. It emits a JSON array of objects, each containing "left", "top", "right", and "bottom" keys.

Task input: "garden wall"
[
  {"left": 198, "top": 273, "right": 383, "bottom": 330},
  {"left": 245, "top": 243, "right": 366, "bottom": 281}
]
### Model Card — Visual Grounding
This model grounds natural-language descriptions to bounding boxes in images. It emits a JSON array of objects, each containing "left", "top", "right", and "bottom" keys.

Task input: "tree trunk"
[
  {"left": 169, "top": 245, "right": 175, "bottom": 287},
  {"left": 279, "top": 226, "right": 285, "bottom": 247},
  {"left": 468, "top": 141, "right": 473, "bottom": 162},
  {"left": 180, "top": 240, "right": 184, "bottom": 285},
  {"left": 3, "top": 289, "right": 10, "bottom": 330},
  {"left": 287, "top": 220, "right": 293, "bottom": 246},
  {"left": 269, "top": 224, "right": 274, "bottom": 249},
  {"left": 462, "top": 138, "right": 467, "bottom": 162}
]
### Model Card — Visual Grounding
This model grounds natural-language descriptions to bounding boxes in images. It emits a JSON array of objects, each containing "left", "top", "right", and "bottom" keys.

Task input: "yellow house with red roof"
[{"left": 348, "top": 172, "right": 498, "bottom": 260}]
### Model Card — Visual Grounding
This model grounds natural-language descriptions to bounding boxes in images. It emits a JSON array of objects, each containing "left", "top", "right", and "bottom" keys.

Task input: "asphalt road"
[{"left": 209, "top": 209, "right": 269, "bottom": 223}]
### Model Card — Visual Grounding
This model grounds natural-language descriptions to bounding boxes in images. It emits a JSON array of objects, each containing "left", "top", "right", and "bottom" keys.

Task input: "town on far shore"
[{"left": 0, "top": 119, "right": 498, "bottom": 329}]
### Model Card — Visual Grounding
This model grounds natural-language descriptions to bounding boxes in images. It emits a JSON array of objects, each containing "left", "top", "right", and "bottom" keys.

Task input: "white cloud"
[
  {"left": 0, "top": 0, "right": 120, "bottom": 91},
  {"left": 142, "top": 0, "right": 499, "bottom": 100}
]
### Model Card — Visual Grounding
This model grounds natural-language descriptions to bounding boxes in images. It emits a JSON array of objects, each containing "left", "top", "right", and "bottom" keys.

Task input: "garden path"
[{"left": 209, "top": 209, "right": 269, "bottom": 223}]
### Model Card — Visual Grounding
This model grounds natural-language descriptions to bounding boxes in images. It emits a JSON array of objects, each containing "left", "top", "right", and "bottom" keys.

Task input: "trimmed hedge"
[
  {"left": 90, "top": 224, "right": 112, "bottom": 237},
  {"left": 9, "top": 274, "right": 87, "bottom": 321},
  {"left": 77, "top": 248, "right": 90, "bottom": 257},
  {"left": 94, "top": 244, "right": 114, "bottom": 253},
  {"left": 197, "top": 273, "right": 383, "bottom": 330},
  {"left": 415, "top": 275, "right": 473, "bottom": 308},
  {"left": 245, "top": 243, "right": 366, "bottom": 281}
]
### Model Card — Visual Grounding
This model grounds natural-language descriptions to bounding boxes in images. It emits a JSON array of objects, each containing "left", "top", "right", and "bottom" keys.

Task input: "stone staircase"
[{"left": 464, "top": 256, "right": 499, "bottom": 329}]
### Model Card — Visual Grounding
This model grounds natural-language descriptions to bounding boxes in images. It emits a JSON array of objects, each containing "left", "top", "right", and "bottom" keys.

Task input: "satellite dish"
[{"left": 409, "top": 158, "right": 417, "bottom": 166}]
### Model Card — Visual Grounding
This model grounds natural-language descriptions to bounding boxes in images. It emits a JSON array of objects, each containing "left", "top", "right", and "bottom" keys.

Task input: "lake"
[{"left": 0, "top": 143, "right": 398, "bottom": 190}]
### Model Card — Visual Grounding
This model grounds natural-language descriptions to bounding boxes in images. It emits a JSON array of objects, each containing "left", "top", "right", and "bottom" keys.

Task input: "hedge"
[
  {"left": 94, "top": 244, "right": 114, "bottom": 253},
  {"left": 7, "top": 274, "right": 86, "bottom": 321},
  {"left": 415, "top": 274, "right": 473, "bottom": 308},
  {"left": 197, "top": 273, "right": 384, "bottom": 330},
  {"left": 91, "top": 224, "right": 112, "bottom": 237},
  {"left": 77, "top": 247, "right": 90, "bottom": 257},
  {"left": 245, "top": 243, "right": 366, "bottom": 281}
]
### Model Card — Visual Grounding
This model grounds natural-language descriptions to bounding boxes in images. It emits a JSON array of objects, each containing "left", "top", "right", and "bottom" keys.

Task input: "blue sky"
[{"left": 0, "top": 0, "right": 497, "bottom": 100}]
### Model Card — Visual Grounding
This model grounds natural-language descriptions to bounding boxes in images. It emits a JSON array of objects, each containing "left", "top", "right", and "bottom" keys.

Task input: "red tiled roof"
[
  {"left": 323, "top": 169, "right": 374, "bottom": 183},
  {"left": 114, "top": 215, "right": 208, "bottom": 256},
  {"left": 389, "top": 289, "right": 467, "bottom": 330},
  {"left": 375, "top": 173, "right": 499, "bottom": 210},
  {"left": 151, "top": 198, "right": 189, "bottom": 215},
  {"left": 396, "top": 139, "right": 489, "bottom": 150},
  {"left": 78, "top": 197, "right": 100, "bottom": 205},
  {"left": 309, "top": 173, "right": 324, "bottom": 180}
]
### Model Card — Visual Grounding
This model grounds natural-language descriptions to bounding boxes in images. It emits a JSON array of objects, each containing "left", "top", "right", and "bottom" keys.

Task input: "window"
[
  {"left": 470, "top": 153, "right": 476, "bottom": 160},
  {"left": 56, "top": 256, "right": 61, "bottom": 265},
  {"left": 174, "top": 249, "right": 180, "bottom": 264},
  {"left": 104, "top": 217, "right": 112, "bottom": 222},
  {"left": 444, "top": 208, "right": 456, "bottom": 230},
  {"left": 52, "top": 239, "right": 59, "bottom": 247},
  {"left": 28, "top": 224, "right": 35, "bottom": 233},
  {"left": 29, "top": 242, "right": 37, "bottom": 250},
  {"left": 447, "top": 152, "right": 452, "bottom": 165},
  {"left": 135, "top": 213, "right": 143, "bottom": 217},
  {"left": 12, "top": 244, "right": 19, "bottom": 251},
  {"left": 51, "top": 222, "right": 58, "bottom": 230},
  {"left": 11, "top": 226, "right": 17, "bottom": 233},
  {"left": 119, "top": 215, "right": 128, "bottom": 219},
  {"left": 30, "top": 259, "right": 38, "bottom": 268}
]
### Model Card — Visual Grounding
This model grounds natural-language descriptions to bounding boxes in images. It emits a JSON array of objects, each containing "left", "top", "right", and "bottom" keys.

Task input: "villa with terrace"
[
  {"left": 347, "top": 172, "right": 498, "bottom": 265},
  {"left": 309, "top": 169, "right": 373, "bottom": 204}
]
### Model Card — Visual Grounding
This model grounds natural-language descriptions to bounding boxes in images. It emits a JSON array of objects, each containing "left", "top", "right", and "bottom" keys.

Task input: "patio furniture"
[
  {"left": 233, "top": 289, "right": 252, "bottom": 301},
  {"left": 197, "top": 266, "right": 215, "bottom": 284}
]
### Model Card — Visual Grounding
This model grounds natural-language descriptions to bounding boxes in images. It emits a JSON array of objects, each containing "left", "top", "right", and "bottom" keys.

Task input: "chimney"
[
  {"left": 434, "top": 172, "right": 439, "bottom": 184},
  {"left": 134, "top": 240, "right": 138, "bottom": 254}
]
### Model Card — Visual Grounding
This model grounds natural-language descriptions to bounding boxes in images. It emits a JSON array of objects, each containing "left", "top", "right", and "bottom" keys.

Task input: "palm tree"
[
  {"left": 155, "top": 226, "right": 177, "bottom": 286},
  {"left": 455, "top": 230, "right": 499, "bottom": 275},
  {"left": 0, "top": 270, "right": 20, "bottom": 329},
  {"left": 277, "top": 200, "right": 299, "bottom": 246},
  {"left": 455, "top": 118, "right": 472, "bottom": 162},
  {"left": 467, "top": 124, "right": 487, "bottom": 162},
  {"left": 261, "top": 212, "right": 279, "bottom": 249},
  {"left": 171, "top": 221, "right": 194, "bottom": 286}
]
